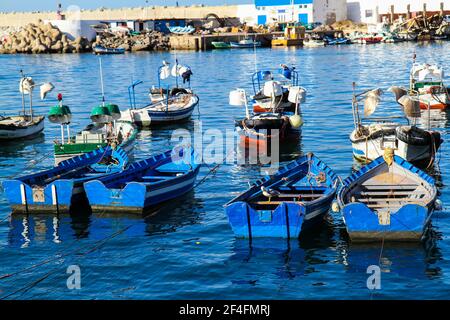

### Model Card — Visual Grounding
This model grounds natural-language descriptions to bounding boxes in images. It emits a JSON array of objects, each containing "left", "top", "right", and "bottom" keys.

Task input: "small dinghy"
[
  {"left": 83, "top": 146, "right": 201, "bottom": 213},
  {"left": 92, "top": 45, "right": 125, "bottom": 55},
  {"left": 230, "top": 38, "right": 261, "bottom": 48},
  {"left": 303, "top": 39, "right": 326, "bottom": 47},
  {"left": 2, "top": 146, "right": 129, "bottom": 213},
  {"left": 225, "top": 153, "right": 339, "bottom": 239},
  {"left": 0, "top": 71, "right": 54, "bottom": 140},
  {"left": 337, "top": 153, "right": 438, "bottom": 242},
  {"left": 121, "top": 60, "right": 198, "bottom": 126}
]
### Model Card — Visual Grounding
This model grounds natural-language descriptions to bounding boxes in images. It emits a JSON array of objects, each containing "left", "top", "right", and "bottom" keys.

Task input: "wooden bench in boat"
[
  {"left": 276, "top": 193, "right": 324, "bottom": 198},
  {"left": 141, "top": 176, "right": 174, "bottom": 181},
  {"left": 360, "top": 184, "right": 418, "bottom": 190},
  {"left": 357, "top": 198, "right": 424, "bottom": 203},
  {"left": 252, "top": 201, "right": 305, "bottom": 205}
]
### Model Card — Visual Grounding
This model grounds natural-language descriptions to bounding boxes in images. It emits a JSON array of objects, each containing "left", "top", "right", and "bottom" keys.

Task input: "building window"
[{"left": 365, "top": 10, "right": 373, "bottom": 18}]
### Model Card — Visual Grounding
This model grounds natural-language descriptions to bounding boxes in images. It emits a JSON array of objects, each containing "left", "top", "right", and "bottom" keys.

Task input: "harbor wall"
[{"left": 0, "top": 5, "right": 240, "bottom": 27}]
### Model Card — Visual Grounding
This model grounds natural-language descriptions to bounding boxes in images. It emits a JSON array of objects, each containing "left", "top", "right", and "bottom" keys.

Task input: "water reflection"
[
  {"left": 229, "top": 217, "right": 337, "bottom": 281},
  {"left": 6, "top": 191, "right": 203, "bottom": 246},
  {"left": 0, "top": 134, "right": 45, "bottom": 158},
  {"left": 343, "top": 241, "right": 442, "bottom": 281}
]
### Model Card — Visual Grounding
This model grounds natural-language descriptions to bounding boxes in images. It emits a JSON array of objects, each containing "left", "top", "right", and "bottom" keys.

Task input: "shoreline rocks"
[
  {"left": 0, "top": 20, "right": 170, "bottom": 54},
  {"left": 92, "top": 31, "right": 170, "bottom": 52},
  {"left": 0, "top": 20, "right": 91, "bottom": 54}
]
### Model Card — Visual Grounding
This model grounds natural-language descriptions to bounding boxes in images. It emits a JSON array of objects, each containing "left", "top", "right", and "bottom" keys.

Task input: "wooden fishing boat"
[
  {"left": 2, "top": 146, "right": 129, "bottom": 213},
  {"left": 211, "top": 41, "right": 231, "bottom": 49},
  {"left": 52, "top": 59, "right": 137, "bottom": 165},
  {"left": 303, "top": 39, "right": 326, "bottom": 47},
  {"left": 121, "top": 60, "right": 198, "bottom": 126},
  {"left": 0, "top": 71, "right": 54, "bottom": 140},
  {"left": 337, "top": 154, "right": 437, "bottom": 242},
  {"left": 230, "top": 39, "right": 261, "bottom": 48},
  {"left": 324, "top": 36, "right": 350, "bottom": 45},
  {"left": 225, "top": 152, "right": 339, "bottom": 238},
  {"left": 230, "top": 88, "right": 303, "bottom": 146},
  {"left": 83, "top": 146, "right": 200, "bottom": 213},
  {"left": 251, "top": 68, "right": 305, "bottom": 114},
  {"left": 357, "top": 35, "right": 382, "bottom": 44},
  {"left": 92, "top": 45, "right": 125, "bottom": 55},
  {"left": 409, "top": 63, "right": 449, "bottom": 110},
  {"left": 350, "top": 84, "right": 442, "bottom": 168},
  {"left": 121, "top": 92, "right": 198, "bottom": 126},
  {"left": 168, "top": 25, "right": 195, "bottom": 35},
  {"left": 53, "top": 120, "right": 137, "bottom": 166}
]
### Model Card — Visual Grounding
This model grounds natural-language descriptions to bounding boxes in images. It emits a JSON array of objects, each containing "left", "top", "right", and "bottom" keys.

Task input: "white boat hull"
[
  {"left": 352, "top": 136, "right": 433, "bottom": 164},
  {"left": 0, "top": 116, "right": 44, "bottom": 140}
]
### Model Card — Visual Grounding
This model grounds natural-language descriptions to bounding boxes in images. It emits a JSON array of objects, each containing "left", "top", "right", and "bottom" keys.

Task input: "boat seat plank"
[
  {"left": 362, "top": 185, "right": 418, "bottom": 190},
  {"left": 276, "top": 194, "right": 324, "bottom": 198},
  {"left": 142, "top": 176, "right": 174, "bottom": 180},
  {"left": 252, "top": 201, "right": 304, "bottom": 205},
  {"left": 357, "top": 198, "right": 424, "bottom": 203},
  {"left": 155, "top": 162, "right": 191, "bottom": 173},
  {"left": 365, "top": 203, "right": 421, "bottom": 208},
  {"left": 359, "top": 191, "right": 418, "bottom": 196}
]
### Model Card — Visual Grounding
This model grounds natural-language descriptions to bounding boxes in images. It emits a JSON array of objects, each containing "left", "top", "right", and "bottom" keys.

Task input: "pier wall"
[
  {"left": 0, "top": 5, "right": 239, "bottom": 27},
  {"left": 169, "top": 33, "right": 273, "bottom": 51}
]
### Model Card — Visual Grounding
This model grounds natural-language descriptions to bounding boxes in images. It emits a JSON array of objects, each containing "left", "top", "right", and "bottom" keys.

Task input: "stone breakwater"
[
  {"left": 0, "top": 21, "right": 170, "bottom": 54},
  {"left": 0, "top": 21, "right": 90, "bottom": 54},
  {"left": 92, "top": 31, "right": 170, "bottom": 52}
]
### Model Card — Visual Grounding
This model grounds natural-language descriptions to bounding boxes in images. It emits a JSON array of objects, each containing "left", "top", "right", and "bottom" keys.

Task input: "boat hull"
[
  {"left": 0, "top": 116, "right": 44, "bottom": 140},
  {"left": 2, "top": 147, "right": 128, "bottom": 214},
  {"left": 351, "top": 128, "right": 441, "bottom": 167},
  {"left": 53, "top": 121, "right": 137, "bottom": 166},
  {"left": 86, "top": 169, "right": 199, "bottom": 214},
  {"left": 338, "top": 155, "right": 437, "bottom": 242},
  {"left": 226, "top": 193, "right": 335, "bottom": 239},
  {"left": 121, "top": 95, "right": 198, "bottom": 126}
]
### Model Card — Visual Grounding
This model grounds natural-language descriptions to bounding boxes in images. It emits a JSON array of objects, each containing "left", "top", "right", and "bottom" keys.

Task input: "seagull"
[{"left": 261, "top": 186, "right": 281, "bottom": 202}]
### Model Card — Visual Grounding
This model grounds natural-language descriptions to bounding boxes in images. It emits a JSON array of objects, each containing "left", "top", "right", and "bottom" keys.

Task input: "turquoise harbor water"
[{"left": 0, "top": 42, "right": 449, "bottom": 299}]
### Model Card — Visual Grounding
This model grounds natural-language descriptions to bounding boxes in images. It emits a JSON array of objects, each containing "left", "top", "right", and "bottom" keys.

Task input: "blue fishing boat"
[
  {"left": 83, "top": 146, "right": 201, "bottom": 213},
  {"left": 337, "top": 154, "right": 438, "bottom": 242},
  {"left": 324, "top": 36, "right": 350, "bottom": 45},
  {"left": 225, "top": 153, "right": 339, "bottom": 239},
  {"left": 2, "top": 146, "right": 129, "bottom": 213},
  {"left": 92, "top": 45, "right": 125, "bottom": 55}
]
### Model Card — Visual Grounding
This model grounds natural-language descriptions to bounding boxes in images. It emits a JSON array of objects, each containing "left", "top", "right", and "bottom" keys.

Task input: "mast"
[{"left": 20, "top": 70, "right": 26, "bottom": 117}]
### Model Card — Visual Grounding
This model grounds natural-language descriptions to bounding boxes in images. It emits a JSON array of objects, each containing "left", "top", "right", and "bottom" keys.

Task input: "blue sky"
[{"left": 1, "top": 0, "right": 252, "bottom": 12}]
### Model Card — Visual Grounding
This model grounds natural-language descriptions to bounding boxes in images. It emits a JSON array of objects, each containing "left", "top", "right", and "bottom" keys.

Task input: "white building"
[
  {"left": 237, "top": 0, "right": 347, "bottom": 26},
  {"left": 347, "top": 0, "right": 448, "bottom": 24}
]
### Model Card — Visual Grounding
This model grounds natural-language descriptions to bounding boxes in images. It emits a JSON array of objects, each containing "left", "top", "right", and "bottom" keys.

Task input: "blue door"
[
  {"left": 298, "top": 13, "right": 309, "bottom": 24},
  {"left": 257, "top": 15, "right": 267, "bottom": 25}
]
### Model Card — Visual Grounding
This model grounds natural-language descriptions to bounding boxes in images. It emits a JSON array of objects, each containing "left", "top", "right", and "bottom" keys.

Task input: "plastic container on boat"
[
  {"left": 229, "top": 89, "right": 247, "bottom": 106},
  {"left": 263, "top": 81, "right": 283, "bottom": 97},
  {"left": 288, "top": 86, "right": 306, "bottom": 103}
]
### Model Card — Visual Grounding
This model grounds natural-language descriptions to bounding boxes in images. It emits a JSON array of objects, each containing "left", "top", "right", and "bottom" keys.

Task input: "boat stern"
[
  {"left": 84, "top": 180, "right": 147, "bottom": 214},
  {"left": 342, "top": 202, "right": 429, "bottom": 242},
  {"left": 225, "top": 201, "right": 305, "bottom": 239}
]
